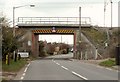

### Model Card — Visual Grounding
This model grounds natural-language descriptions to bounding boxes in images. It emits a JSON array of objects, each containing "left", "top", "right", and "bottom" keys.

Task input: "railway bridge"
[{"left": 17, "top": 17, "right": 92, "bottom": 57}]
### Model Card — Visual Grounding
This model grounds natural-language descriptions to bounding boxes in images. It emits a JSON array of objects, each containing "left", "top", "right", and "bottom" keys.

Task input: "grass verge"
[
  {"left": 99, "top": 58, "right": 116, "bottom": 67},
  {"left": 82, "top": 28, "right": 107, "bottom": 46},
  {"left": 2, "top": 59, "right": 27, "bottom": 72}
]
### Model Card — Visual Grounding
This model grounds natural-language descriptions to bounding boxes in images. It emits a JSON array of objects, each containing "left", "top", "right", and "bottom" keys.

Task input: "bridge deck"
[{"left": 17, "top": 17, "right": 92, "bottom": 28}]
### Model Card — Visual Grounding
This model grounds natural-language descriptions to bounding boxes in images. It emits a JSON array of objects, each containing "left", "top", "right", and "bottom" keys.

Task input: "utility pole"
[
  {"left": 61, "top": 35, "right": 62, "bottom": 55},
  {"left": 104, "top": 0, "right": 109, "bottom": 27},
  {"left": 104, "top": 0, "right": 110, "bottom": 48},
  {"left": 13, "top": 7, "right": 15, "bottom": 37},
  {"left": 104, "top": 0, "right": 106, "bottom": 27},
  {"left": 107, "top": 0, "right": 113, "bottom": 58},
  {"left": 110, "top": 0, "right": 113, "bottom": 30},
  {"left": 61, "top": 35, "right": 62, "bottom": 43},
  {"left": 79, "top": 7, "right": 82, "bottom": 59}
]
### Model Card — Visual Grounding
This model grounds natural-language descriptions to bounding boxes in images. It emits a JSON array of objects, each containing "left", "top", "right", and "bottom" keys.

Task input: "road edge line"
[{"left": 20, "top": 76, "right": 24, "bottom": 80}]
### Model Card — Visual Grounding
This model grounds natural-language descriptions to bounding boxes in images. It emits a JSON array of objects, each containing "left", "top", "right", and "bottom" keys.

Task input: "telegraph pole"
[
  {"left": 110, "top": 0, "right": 113, "bottom": 30},
  {"left": 104, "top": 0, "right": 110, "bottom": 48},
  {"left": 104, "top": 0, "right": 106, "bottom": 27},
  {"left": 79, "top": 7, "right": 82, "bottom": 59}
]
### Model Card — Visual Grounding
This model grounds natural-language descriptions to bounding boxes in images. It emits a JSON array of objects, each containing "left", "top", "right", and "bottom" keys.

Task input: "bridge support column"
[
  {"left": 32, "top": 33, "right": 39, "bottom": 57},
  {"left": 73, "top": 32, "right": 77, "bottom": 59}
]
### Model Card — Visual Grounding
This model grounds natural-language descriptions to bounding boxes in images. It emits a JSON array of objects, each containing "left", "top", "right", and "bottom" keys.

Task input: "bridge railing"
[{"left": 18, "top": 17, "right": 91, "bottom": 25}]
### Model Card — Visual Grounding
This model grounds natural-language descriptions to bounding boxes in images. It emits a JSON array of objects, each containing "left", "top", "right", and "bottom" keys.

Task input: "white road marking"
[
  {"left": 61, "top": 66, "right": 69, "bottom": 71},
  {"left": 22, "top": 73, "right": 25, "bottom": 76},
  {"left": 51, "top": 60, "right": 88, "bottom": 80},
  {"left": 97, "top": 65, "right": 115, "bottom": 71},
  {"left": 106, "top": 68, "right": 112, "bottom": 71},
  {"left": 21, "top": 63, "right": 31, "bottom": 80},
  {"left": 97, "top": 66, "right": 104, "bottom": 68},
  {"left": 20, "top": 77, "right": 24, "bottom": 80},
  {"left": 27, "top": 63, "right": 30, "bottom": 67},
  {"left": 72, "top": 71, "right": 88, "bottom": 80},
  {"left": 24, "top": 67, "right": 28, "bottom": 73},
  {"left": 56, "top": 63, "right": 60, "bottom": 66},
  {"left": 24, "top": 63, "right": 30, "bottom": 73},
  {"left": 52, "top": 59, "right": 54, "bottom": 61}
]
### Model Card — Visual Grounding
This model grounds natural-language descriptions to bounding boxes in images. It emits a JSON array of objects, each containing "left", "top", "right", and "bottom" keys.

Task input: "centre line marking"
[
  {"left": 56, "top": 63, "right": 60, "bottom": 65},
  {"left": 53, "top": 60, "right": 88, "bottom": 80},
  {"left": 72, "top": 71, "right": 88, "bottom": 80},
  {"left": 61, "top": 66, "right": 69, "bottom": 71}
]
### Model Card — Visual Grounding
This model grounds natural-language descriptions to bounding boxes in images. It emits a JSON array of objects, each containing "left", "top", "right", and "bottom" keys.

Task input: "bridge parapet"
[{"left": 17, "top": 17, "right": 91, "bottom": 27}]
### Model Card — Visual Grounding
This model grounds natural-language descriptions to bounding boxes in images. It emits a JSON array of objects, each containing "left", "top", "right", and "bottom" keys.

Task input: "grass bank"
[
  {"left": 2, "top": 59, "right": 27, "bottom": 72},
  {"left": 82, "top": 28, "right": 107, "bottom": 46},
  {"left": 99, "top": 58, "right": 116, "bottom": 67}
]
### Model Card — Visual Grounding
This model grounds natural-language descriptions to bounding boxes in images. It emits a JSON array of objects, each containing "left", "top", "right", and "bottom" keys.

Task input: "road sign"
[
  {"left": 28, "top": 41, "right": 31, "bottom": 46},
  {"left": 17, "top": 52, "right": 29, "bottom": 58},
  {"left": 52, "top": 27, "right": 56, "bottom": 33}
]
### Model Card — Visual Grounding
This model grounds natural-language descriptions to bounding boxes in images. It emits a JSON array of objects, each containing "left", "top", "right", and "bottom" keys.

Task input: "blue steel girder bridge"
[{"left": 17, "top": 17, "right": 92, "bottom": 57}]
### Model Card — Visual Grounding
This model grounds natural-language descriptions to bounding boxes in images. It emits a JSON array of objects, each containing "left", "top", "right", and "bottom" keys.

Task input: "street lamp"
[
  {"left": 12, "top": 4, "right": 35, "bottom": 61},
  {"left": 13, "top": 5, "right": 35, "bottom": 36}
]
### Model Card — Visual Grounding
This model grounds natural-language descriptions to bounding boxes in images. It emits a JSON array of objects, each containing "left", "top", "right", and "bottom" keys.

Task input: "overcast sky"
[
  {"left": 39, "top": 35, "right": 74, "bottom": 44},
  {"left": 0, "top": 0, "right": 119, "bottom": 26},
  {"left": 0, "top": 0, "right": 119, "bottom": 44}
]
